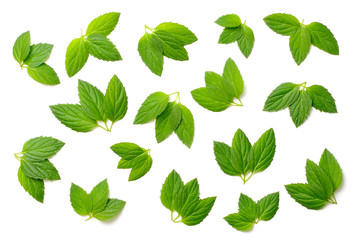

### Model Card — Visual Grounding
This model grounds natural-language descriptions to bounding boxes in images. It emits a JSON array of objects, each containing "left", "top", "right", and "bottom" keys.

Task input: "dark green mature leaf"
[
  {"left": 263, "top": 13, "right": 300, "bottom": 36},
  {"left": 50, "top": 104, "right": 98, "bottom": 132},
  {"left": 174, "top": 104, "right": 195, "bottom": 148},
  {"left": 22, "top": 136, "right": 65, "bottom": 161},
  {"left": 138, "top": 32, "right": 164, "bottom": 76},
  {"left": 191, "top": 87, "right": 231, "bottom": 112},
  {"left": 215, "top": 14, "right": 241, "bottom": 28},
  {"left": 181, "top": 197, "right": 216, "bottom": 226},
  {"left": 231, "top": 129, "right": 251, "bottom": 175},
  {"left": 21, "top": 159, "right": 60, "bottom": 180},
  {"left": 285, "top": 183, "right": 328, "bottom": 210},
  {"left": 154, "top": 30, "right": 189, "bottom": 61},
  {"left": 213, "top": 141, "right": 238, "bottom": 176},
  {"left": 155, "top": 102, "right": 182, "bottom": 143},
  {"left": 222, "top": 58, "right": 243, "bottom": 98},
  {"left": 65, "top": 37, "right": 89, "bottom": 77},
  {"left": 154, "top": 22, "right": 197, "bottom": 45},
  {"left": 224, "top": 213, "right": 254, "bottom": 231},
  {"left": 319, "top": 149, "right": 342, "bottom": 191},
  {"left": 24, "top": 43, "right": 53, "bottom": 68},
  {"left": 89, "top": 179, "right": 109, "bottom": 214},
  {"left": 70, "top": 183, "right": 92, "bottom": 216},
  {"left": 307, "top": 85, "right": 337, "bottom": 113},
  {"left": 306, "top": 22, "right": 339, "bottom": 55},
  {"left": 289, "top": 27, "right": 311, "bottom": 65},
  {"left": 237, "top": 24, "right": 255, "bottom": 58},
  {"left": 306, "top": 159, "right": 333, "bottom": 200},
  {"left": 104, "top": 75, "right": 128, "bottom": 122},
  {"left": 218, "top": 27, "right": 242, "bottom": 44},
  {"left": 86, "top": 34, "right": 121, "bottom": 61},
  {"left": 134, "top": 92, "right": 169, "bottom": 124},
  {"left": 263, "top": 82, "right": 300, "bottom": 111},
  {"left": 18, "top": 167, "right": 44, "bottom": 203},
  {"left": 86, "top": 12, "right": 120, "bottom": 37},
  {"left": 27, "top": 63, "right": 60, "bottom": 85},
  {"left": 94, "top": 198, "right": 126, "bottom": 221},
  {"left": 257, "top": 192, "right": 279, "bottom": 221},
  {"left": 289, "top": 90, "right": 312, "bottom": 127},
  {"left": 13, "top": 31, "right": 31, "bottom": 64},
  {"left": 161, "top": 170, "right": 184, "bottom": 211},
  {"left": 238, "top": 193, "right": 258, "bottom": 221},
  {"left": 78, "top": 80, "right": 105, "bottom": 121},
  {"left": 205, "top": 71, "right": 235, "bottom": 101}
]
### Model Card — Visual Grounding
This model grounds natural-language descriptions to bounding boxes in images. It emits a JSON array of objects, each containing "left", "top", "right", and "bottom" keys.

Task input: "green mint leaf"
[
  {"left": 27, "top": 63, "right": 60, "bottom": 85},
  {"left": 21, "top": 159, "right": 60, "bottom": 180},
  {"left": 18, "top": 167, "right": 44, "bottom": 203},
  {"left": 218, "top": 27, "right": 242, "bottom": 44},
  {"left": 231, "top": 129, "right": 252, "bottom": 175},
  {"left": 285, "top": 183, "right": 328, "bottom": 210},
  {"left": 205, "top": 71, "right": 235, "bottom": 101},
  {"left": 138, "top": 32, "right": 164, "bottom": 76},
  {"left": 289, "top": 27, "right": 311, "bottom": 65},
  {"left": 181, "top": 197, "right": 216, "bottom": 226},
  {"left": 70, "top": 183, "right": 92, "bottom": 216},
  {"left": 104, "top": 75, "right": 128, "bottom": 122},
  {"left": 263, "top": 13, "right": 300, "bottom": 36},
  {"left": 257, "top": 192, "right": 279, "bottom": 221},
  {"left": 238, "top": 193, "right": 258, "bottom": 221},
  {"left": 13, "top": 31, "right": 31, "bottom": 64},
  {"left": 85, "top": 34, "right": 122, "bottom": 61},
  {"left": 224, "top": 213, "right": 254, "bottom": 231},
  {"left": 191, "top": 87, "right": 231, "bottom": 112},
  {"left": 128, "top": 154, "right": 152, "bottom": 181},
  {"left": 222, "top": 58, "right": 243, "bottom": 98},
  {"left": 23, "top": 43, "right": 53, "bottom": 68},
  {"left": 86, "top": 12, "right": 120, "bottom": 37},
  {"left": 133, "top": 91, "right": 169, "bottom": 124},
  {"left": 78, "top": 79, "right": 106, "bottom": 121},
  {"left": 154, "top": 22, "right": 197, "bottom": 45},
  {"left": 94, "top": 198, "right": 126, "bottom": 221},
  {"left": 65, "top": 37, "right": 89, "bottom": 77},
  {"left": 50, "top": 104, "right": 98, "bottom": 132},
  {"left": 306, "top": 22, "right": 339, "bottom": 55},
  {"left": 160, "top": 170, "right": 184, "bottom": 211},
  {"left": 89, "top": 179, "right": 110, "bottom": 215},
  {"left": 174, "top": 103, "right": 195, "bottom": 148},
  {"left": 215, "top": 14, "right": 241, "bottom": 28},
  {"left": 248, "top": 128, "right": 276, "bottom": 173},
  {"left": 319, "top": 149, "right": 343, "bottom": 191},
  {"left": 213, "top": 141, "right": 238, "bottom": 176},
  {"left": 305, "top": 159, "right": 333, "bottom": 200},
  {"left": 289, "top": 90, "right": 312, "bottom": 127},
  {"left": 307, "top": 85, "right": 337, "bottom": 113},
  {"left": 155, "top": 102, "right": 182, "bottom": 143},
  {"left": 111, "top": 142, "right": 145, "bottom": 160},
  {"left": 237, "top": 24, "right": 255, "bottom": 58},
  {"left": 154, "top": 30, "right": 189, "bottom": 61},
  {"left": 22, "top": 136, "right": 65, "bottom": 161},
  {"left": 263, "top": 82, "right": 300, "bottom": 112}
]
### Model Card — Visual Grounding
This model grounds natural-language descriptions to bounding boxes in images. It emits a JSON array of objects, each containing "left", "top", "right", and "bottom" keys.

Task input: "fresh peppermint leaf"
[
  {"left": 289, "top": 90, "right": 312, "bottom": 127},
  {"left": 263, "top": 82, "right": 300, "bottom": 111},
  {"left": 215, "top": 14, "right": 241, "bottom": 28},
  {"left": 181, "top": 197, "right": 216, "bottom": 226},
  {"left": 218, "top": 27, "right": 242, "bottom": 44},
  {"left": 94, "top": 198, "right": 126, "bottom": 221},
  {"left": 224, "top": 212, "right": 254, "bottom": 231},
  {"left": 205, "top": 71, "right": 235, "bottom": 102},
  {"left": 289, "top": 26, "right": 311, "bottom": 65},
  {"left": 306, "top": 22, "right": 339, "bottom": 55},
  {"left": 21, "top": 159, "right": 60, "bottom": 180},
  {"left": 213, "top": 141, "right": 238, "bottom": 176},
  {"left": 154, "top": 22, "right": 197, "bottom": 45},
  {"left": 191, "top": 87, "right": 231, "bottom": 112},
  {"left": 257, "top": 192, "right": 280, "bottom": 221},
  {"left": 237, "top": 24, "right": 255, "bottom": 58},
  {"left": 134, "top": 92, "right": 169, "bottom": 124},
  {"left": 22, "top": 136, "right": 65, "bottom": 161},
  {"left": 263, "top": 13, "right": 300, "bottom": 36},
  {"left": 27, "top": 63, "right": 60, "bottom": 85},
  {"left": 138, "top": 32, "right": 164, "bottom": 76},
  {"left": 128, "top": 154, "right": 152, "bottom": 181},
  {"left": 89, "top": 179, "right": 109, "bottom": 215},
  {"left": 18, "top": 167, "right": 44, "bottom": 203},
  {"left": 231, "top": 128, "right": 252, "bottom": 175},
  {"left": 319, "top": 149, "right": 343, "bottom": 191},
  {"left": 50, "top": 104, "right": 98, "bottom": 132},
  {"left": 13, "top": 31, "right": 31, "bottom": 64},
  {"left": 222, "top": 58, "right": 243, "bottom": 98},
  {"left": 23, "top": 43, "right": 53, "bottom": 68},
  {"left": 111, "top": 142, "right": 146, "bottom": 160},
  {"left": 154, "top": 30, "right": 189, "bottom": 61},
  {"left": 65, "top": 37, "right": 89, "bottom": 77},
  {"left": 285, "top": 183, "right": 328, "bottom": 210},
  {"left": 155, "top": 102, "right": 182, "bottom": 143},
  {"left": 85, "top": 34, "right": 122, "bottom": 61},
  {"left": 160, "top": 170, "right": 184, "bottom": 211},
  {"left": 306, "top": 159, "right": 334, "bottom": 200},
  {"left": 104, "top": 75, "right": 128, "bottom": 122},
  {"left": 174, "top": 104, "right": 195, "bottom": 148},
  {"left": 78, "top": 79, "right": 106, "bottom": 121},
  {"left": 238, "top": 193, "right": 258, "bottom": 221},
  {"left": 86, "top": 12, "right": 120, "bottom": 37},
  {"left": 70, "top": 183, "right": 92, "bottom": 216},
  {"left": 307, "top": 85, "right": 337, "bottom": 113}
]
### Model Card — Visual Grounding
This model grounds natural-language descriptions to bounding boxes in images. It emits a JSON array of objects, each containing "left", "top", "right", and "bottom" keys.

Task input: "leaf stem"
[
  {"left": 85, "top": 215, "right": 93, "bottom": 221},
  {"left": 97, "top": 123, "right": 110, "bottom": 132},
  {"left": 14, "top": 153, "right": 23, "bottom": 162},
  {"left": 109, "top": 121, "right": 115, "bottom": 132},
  {"left": 231, "top": 98, "right": 243, "bottom": 107},
  {"left": 145, "top": 25, "right": 154, "bottom": 33},
  {"left": 243, "top": 172, "right": 254, "bottom": 183},
  {"left": 168, "top": 92, "right": 180, "bottom": 103}
]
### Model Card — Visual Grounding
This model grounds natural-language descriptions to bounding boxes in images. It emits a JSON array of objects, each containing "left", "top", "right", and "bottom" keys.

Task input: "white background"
[{"left": 0, "top": 0, "right": 359, "bottom": 239}]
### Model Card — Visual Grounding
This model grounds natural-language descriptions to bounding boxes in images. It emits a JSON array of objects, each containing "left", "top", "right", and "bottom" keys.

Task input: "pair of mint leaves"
[
  {"left": 134, "top": 92, "right": 195, "bottom": 148},
  {"left": 70, "top": 179, "right": 126, "bottom": 221},
  {"left": 264, "top": 82, "right": 337, "bottom": 127},
  {"left": 216, "top": 14, "right": 255, "bottom": 58},
  {"left": 13, "top": 31, "right": 60, "bottom": 85},
  {"left": 191, "top": 58, "right": 244, "bottom": 112},
  {"left": 15, "top": 137, "right": 65, "bottom": 202},
  {"left": 111, "top": 142, "right": 152, "bottom": 181},
  {"left": 160, "top": 170, "right": 216, "bottom": 226},
  {"left": 264, "top": 13, "right": 339, "bottom": 65},
  {"left": 214, "top": 128, "right": 276, "bottom": 183},
  {"left": 50, "top": 75, "right": 127, "bottom": 132},
  {"left": 65, "top": 12, "right": 121, "bottom": 77},
  {"left": 138, "top": 22, "right": 197, "bottom": 76},
  {"left": 286, "top": 149, "right": 342, "bottom": 210}
]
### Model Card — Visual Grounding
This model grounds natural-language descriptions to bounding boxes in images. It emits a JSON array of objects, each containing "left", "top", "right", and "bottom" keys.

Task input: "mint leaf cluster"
[
  {"left": 65, "top": 12, "right": 121, "bottom": 77},
  {"left": 191, "top": 58, "right": 244, "bottom": 112},
  {"left": 214, "top": 128, "right": 276, "bottom": 183},
  {"left": 264, "top": 13, "right": 339, "bottom": 65},
  {"left": 15, "top": 137, "right": 65, "bottom": 202},
  {"left": 50, "top": 75, "right": 127, "bottom": 132},
  {"left": 224, "top": 192, "right": 279, "bottom": 231},
  {"left": 160, "top": 170, "right": 216, "bottom": 226},
  {"left": 138, "top": 22, "right": 197, "bottom": 76},
  {"left": 70, "top": 179, "right": 126, "bottom": 221},
  {"left": 111, "top": 142, "right": 152, "bottom": 181},
  {"left": 134, "top": 92, "right": 194, "bottom": 148},
  {"left": 13, "top": 31, "right": 59, "bottom": 85},
  {"left": 216, "top": 14, "right": 255, "bottom": 58},
  {"left": 263, "top": 82, "right": 337, "bottom": 127},
  {"left": 285, "top": 149, "right": 342, "bottom": 210}
]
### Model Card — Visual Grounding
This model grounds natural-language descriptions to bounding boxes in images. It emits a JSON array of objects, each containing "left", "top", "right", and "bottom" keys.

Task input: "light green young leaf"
[
  {"left": 18, "top": 167, "right": 44, "bottom": 203},
  {"left": 224, "top": 213, "right": 254, "bottom": 231},
  {"left": 191, "top": 87, "right": 230, "bottom": 112},
  {"left": 160, "top": 170, "right": 184, "bottom": 211},
  {"left": 263, "top": 13, "right": 300, "bottom": 36},
  {"left": 289, "top": 27, "right": 311, "bottom": 65},
  {"left": 111, "top": 142, "right": 145, "bottom": 160},
  {"left": 222, "top": 58, "right": 243, "bottom": 98},
  {"left": 306, "top": 22, "right": 339, "bottom": 55},
  {"left": 155, "top": 102, "right": 182, "bottom": 143},
  {"left": 285, "top": 183, "right": 328, "bottom": 210},
  {"left": 215, "top": 14, "right": 241, "bottom": 28},
  {"left": 289, "top": 90, "right": 312, "bottom": 127},
  {"left": 154, "top": 22, "right": 197, "bottom": 45},
  {"left": 238, "top": 193, "right": 258, "bottom": 221},
  {"left": 89, "top": 179, "right": 109, "bottom": 214},
  {"left": 307, "top": 85, "right": 337, "bottom": 113},
  {"left": 94, "top": 198, "right": 126, "bottom": 221},
  {"left": 154, "top": 30, "right": 189, "bottom": 61},
  {"left": 86, "top": 12, "right": 120, "bottom": 36},
  {"left": 78, "top": 80, "right": 105, "bottom": 121},
  {"left": 70, "top": 183, "right": 92, "bottom": 216},
  {"left": 231, "top": 129, "right": 252, "bottom": 175},
  {"left": 218, "top": 27, "right": 242, "bottom": 44},
  {"left": 13, "top": 31, "right": 31, "bottom": 64},
  {"left": 213, "top": 141, "right": 238, "bottom": 176},
  {"left": 104, "top": 75, "right": 128, "bottom": 122},
  {"left": 21, "top": 159, "right": 60, "bottom": 180},
  {"left": 205, "top": 71, "right": 235, "bottom": 101},
  {"left": 24, "top": 43, "right": 53, "bottom": 68},
  {"left": 133, "top": 91, "right": 169, "bottom": 124},
  {"left": 237, "top": 24, "right": 255, "bottom": 58},
  {"left": 319, "top": 149, "right": 342, "bottom": 191},
  {"left": 138, "top": 32, "right": 164, "bottom": 76},
  {"left": 181, "top": 197, "right": 216, "bottom": 226},
  {"left": 27, "top": 63, "right": 60, "bottom": 85},
  {"left": 65, "top": 37, "right": 89, "bottom": 77},
  {"left": 85, "top": 34, "right": 122, "bottom": 61},
  {"left": 263, "top": 82, "right": 300, "bottom": 112},
  {"left": 22, "top": 136, "right": 64, "bottom": 161},
  {"left": 174, "top": 104, "right": 195, "bottom": 148},
  {"left": 257, "top": 192, "right": 279, "bottom": 221},
  {"left": 305, "top": 159, "right": 333, "bottom": 200},
  {"left": 128, "top": 154, "right": 152, "bottom": 181}
]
